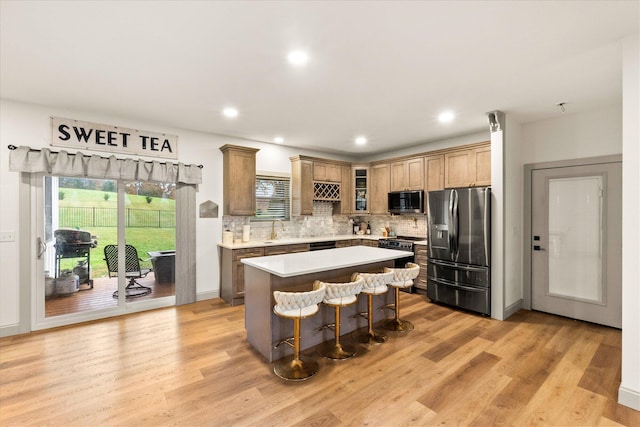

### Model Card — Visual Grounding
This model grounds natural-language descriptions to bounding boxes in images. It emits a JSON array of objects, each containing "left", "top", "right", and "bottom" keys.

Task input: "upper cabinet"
[
  {"left": 352, "top": 165, "right": 369, "bottom": 214},
  {"left": 472, "top": 144, "right": 492, "bottom": 186},
  {"left": 291, "top": 156, "right": 350, "bottom": 215},
  {"left": 390, "top": 157, "right": 424, "bottom": 191},
  {"left": 370, "top": 163, "right": 390, "bottom": 215},
  {"left": 336, "top": 165, "right": 352, "bottom": 215},
  {"left": 425, "top": 154, "right": 445, "bottom": 191},
  {"left": 313, "top": 161, "right": 342, "bottom": 182},
  {"left": 444, "top": 142, "right": 491, "bottom": 188},
  {"left": 287, "top": 141, "right": 490, "bottom": 217},
  {"left": 220, "top": 144, "right": 259, "bottom": 216},
  {"left": 290, "top": 156, "right": 314, "bottom": 216}
]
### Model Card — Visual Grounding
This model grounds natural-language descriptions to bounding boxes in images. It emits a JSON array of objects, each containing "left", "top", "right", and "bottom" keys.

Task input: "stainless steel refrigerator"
[{"left": 426, "top": 187, "right": 491, "bottom": 315}]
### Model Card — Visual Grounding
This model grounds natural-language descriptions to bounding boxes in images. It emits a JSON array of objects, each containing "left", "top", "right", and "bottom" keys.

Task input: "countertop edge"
[
  {"left": 241, "top": 246, "right": 413, "bottom": 277},
  {"left": 218, "top": 234, "right": 382, "bottom": 249}
]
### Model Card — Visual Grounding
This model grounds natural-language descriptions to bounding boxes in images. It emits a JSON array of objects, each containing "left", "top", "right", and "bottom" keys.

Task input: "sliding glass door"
[{"left": 34, "top": 174, "right": 175, "bottom": 329}]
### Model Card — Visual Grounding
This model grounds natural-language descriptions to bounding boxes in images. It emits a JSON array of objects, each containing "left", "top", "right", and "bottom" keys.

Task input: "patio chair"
[{"left": 104, "top": 244, "right": 152, "bottom": 298}]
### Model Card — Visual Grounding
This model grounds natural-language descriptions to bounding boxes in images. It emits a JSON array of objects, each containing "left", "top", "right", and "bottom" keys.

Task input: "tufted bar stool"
[
  {"left": 315, "top": 278, "right": 364, "bottom": 360},
  {"left": 382, "top": 262, "right": 420, "bottom": 332},
  {"left": 272, "top": 283, "right": 326, "bottom": 381},
  {"left": 351, "top": 270, "right": 394, "bottom": 345}
]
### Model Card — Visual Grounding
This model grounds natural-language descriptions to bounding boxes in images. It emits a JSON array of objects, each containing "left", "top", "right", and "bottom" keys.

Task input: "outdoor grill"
[{"left": 54, "top": 229, "right": 98, "bottom": 288}]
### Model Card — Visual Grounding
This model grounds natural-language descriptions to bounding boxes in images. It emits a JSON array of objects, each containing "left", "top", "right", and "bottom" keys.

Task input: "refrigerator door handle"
[
  {"left": 428, "top": 276, "right": 486, "bottom": 293},
  {"left": 448, "top": 191, "right": 455, "bottom": 256},
  {"left": 428, "top": 258, "right": 488, "bottom": 272},
  {"left": 452, "top": 189, "right": 459, "bottom": 256},
  {"left": 484, "top": 188, "right": 490, "bottom": 266}
]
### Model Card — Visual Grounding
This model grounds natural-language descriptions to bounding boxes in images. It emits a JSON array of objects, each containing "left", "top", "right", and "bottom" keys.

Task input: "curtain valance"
[{"left": 8, "top": 145, "right": 202, "bottom": 184}]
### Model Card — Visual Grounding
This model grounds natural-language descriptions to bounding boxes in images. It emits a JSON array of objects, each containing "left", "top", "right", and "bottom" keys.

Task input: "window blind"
[{"left": 255, "top": 175, "right": 290, "bottom": 220}]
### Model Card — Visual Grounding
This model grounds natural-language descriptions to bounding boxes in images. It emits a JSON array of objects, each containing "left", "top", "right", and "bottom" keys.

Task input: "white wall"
[
  {"left": 620, "top": 33, "right": 640, "bottom": 411},
  {"left": 521, "top": 105, "right": 622, "bottom": 163},
  {"left": 0, "top": 99, "right": 354, "bottom": 331},
  {"left": 504, "top": 116, "right": 523, "bottom": 311}
]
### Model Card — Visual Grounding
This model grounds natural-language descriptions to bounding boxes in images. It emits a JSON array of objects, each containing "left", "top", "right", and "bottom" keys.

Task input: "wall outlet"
[{"left": 0, "top": 232, "right": 16, "bottom": 242}]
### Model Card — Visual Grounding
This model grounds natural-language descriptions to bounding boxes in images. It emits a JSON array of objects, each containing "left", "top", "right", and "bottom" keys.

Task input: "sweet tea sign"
[{"left": 51, "top": 117, "right": 178, "bottom": 160}]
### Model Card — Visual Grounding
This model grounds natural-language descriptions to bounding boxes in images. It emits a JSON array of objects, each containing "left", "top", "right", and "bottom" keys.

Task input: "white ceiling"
[{"left": 1, "top": 1, "right": 638, "bottom": 155}]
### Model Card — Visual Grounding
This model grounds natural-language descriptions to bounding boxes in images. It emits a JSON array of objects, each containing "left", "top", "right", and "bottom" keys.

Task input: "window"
[{"left": 254, "top": 175, "right": 290, "bottom": 221}]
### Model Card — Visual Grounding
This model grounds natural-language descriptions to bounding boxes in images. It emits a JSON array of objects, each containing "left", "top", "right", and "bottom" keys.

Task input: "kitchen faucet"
[{"left": 270, "top": 219, "right": 285, "bottom": 240}]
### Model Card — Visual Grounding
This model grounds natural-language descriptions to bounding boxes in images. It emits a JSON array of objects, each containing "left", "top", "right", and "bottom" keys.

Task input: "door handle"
[
  {"left": 37, "top": 237, "right": 46, "bottom": 259},
  {"left": 533, "top": 245, "right": 545, "bottom": 251}
]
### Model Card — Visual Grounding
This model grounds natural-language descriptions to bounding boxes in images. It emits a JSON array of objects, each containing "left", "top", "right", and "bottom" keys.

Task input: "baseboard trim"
[
  {"left": 0, "top": 324, "right": 23, "bottom": 338},
  {"left": 618, "top": 385, "right": 640, "bottom": 411},
  {"left": 504, "top": 299, "right": 523, "bottom": 319},
  {"left": 197, "top": 290, "right": 219, "bottom": 302}
]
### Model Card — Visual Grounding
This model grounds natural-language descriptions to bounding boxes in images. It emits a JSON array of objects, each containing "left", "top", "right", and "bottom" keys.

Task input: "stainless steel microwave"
[{"left": 388, "top": 190, "right": 424, "bottom": 214}]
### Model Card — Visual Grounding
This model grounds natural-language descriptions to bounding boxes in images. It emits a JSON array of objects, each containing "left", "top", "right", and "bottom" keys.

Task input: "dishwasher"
[{"left": 309, "top": 241, "right": 336, "bottom": 251}]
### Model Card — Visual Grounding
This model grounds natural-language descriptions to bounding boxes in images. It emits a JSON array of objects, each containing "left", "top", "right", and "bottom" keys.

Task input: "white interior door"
[{"left": 531, "top": 162, "right": 622, "bottom": 328}]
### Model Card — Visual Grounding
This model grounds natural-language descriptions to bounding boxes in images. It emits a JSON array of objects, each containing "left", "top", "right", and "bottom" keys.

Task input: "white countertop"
[
  {"left": 241, "top": 246, "right": 412, "bottom": 277},
  {"left": 218, "top": 234, "right": 381, "bottom": 249}
]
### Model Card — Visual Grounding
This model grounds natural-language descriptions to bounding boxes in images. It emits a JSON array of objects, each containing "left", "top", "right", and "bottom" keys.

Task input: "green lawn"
[
  {"left": 57, "top": 188, "right": 175, "bottom": 278},
  {"left": 59, "top": 188, "right": 176, "bottom": 210}
]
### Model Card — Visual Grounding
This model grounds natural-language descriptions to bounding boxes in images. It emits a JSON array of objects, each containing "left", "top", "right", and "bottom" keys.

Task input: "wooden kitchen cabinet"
[
  {"left": 473, "top": 144, "right": 492, "bottom": 186},
  {"left": 263, "top": 243, "right": 310, "bottom": 255},
  {"left": 336, "top": 165, "right": 352, "bottom": 215},
  {"left": 414, "top": 245, "right": 428, "bottom": 293},
  {"left": 220, "top": 247, "right": 264, "bottom": 306},
  {"left": 370, "top": 163, "right": 390, "bottom": 214},
  {"left": 360, "top": 239, "right": 379, "bottom": 247},
  {"left": 444, "top": 142, "right": 491, "bottom": 188},
  {"left": 292, "top": 156, "right": 351, "bottom": 215},
  {"left": 425, "top": 154, "right": 445, "bottom": 191},
  {"left": 335, "top": 239, "right": 362, "bottom": 248},
  {"left": 352, "top": 165, "right": 369, "bottom": 214},
  {"left": 390, "top": 157, "right": 424, "bottom": 191},
  {"left": 220, "top": 144, "right": 259, "bottom": 215},
  {"left": 290, "top": 156, "right": 314, "bottom": 216},
  {"left": 313, "top": 161, "right": 342, "bottom": 182}
]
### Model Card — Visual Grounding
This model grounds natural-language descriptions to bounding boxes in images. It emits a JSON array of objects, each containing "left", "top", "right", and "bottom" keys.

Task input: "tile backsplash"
[{"left": 222, "top": 201, "right": 427, "bottom": 242}]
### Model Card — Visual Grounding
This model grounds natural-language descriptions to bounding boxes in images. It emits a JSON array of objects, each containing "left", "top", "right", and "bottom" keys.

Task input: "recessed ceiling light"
[
  {"left": 355, "top": 136, "right": 367, "bottom": 145},
  {"left": 287, "top": 50, "right": 309, "bottom": 66},
  {"left": 223, "top": 107, "right": 239, "bottom": 118},
  {"left": 438, "top": 111, "right": 455, "bottom": 123},
  {"left": 274, "top": 136, "right": 284, "bottom": 144}
]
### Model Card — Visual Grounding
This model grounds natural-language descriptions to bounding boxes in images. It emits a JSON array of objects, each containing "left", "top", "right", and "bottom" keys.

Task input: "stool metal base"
[
  {"left": 354, "top": 330, "right": 387, "bottom": 345},
  {"left": 273, "top": 355, "right": 319, "bottom": 381},
  {"left": 381, "top": 318, "right": 415, "bottom": 332},
  {"left": 319, "top": 340, "right": 357, "bottom": 360}
]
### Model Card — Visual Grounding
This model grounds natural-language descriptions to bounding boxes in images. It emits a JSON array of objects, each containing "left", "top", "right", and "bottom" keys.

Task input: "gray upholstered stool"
[
  {"left": 351, "top": 271, "right": 394, "bottom": 345},
  {"left": 382, "top": 262, "right": 420, "bottom": 332},
  {"left": 315, "top": 278, "right": 364, "bottom": 360},
  {"left": 272, "top": 284, "right": 326, "bottom": 381}
]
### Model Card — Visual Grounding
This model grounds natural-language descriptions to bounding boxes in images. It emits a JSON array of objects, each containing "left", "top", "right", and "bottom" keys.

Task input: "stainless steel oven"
[{"left": 377, "top": 236, "right": 420, "bottom": 292}]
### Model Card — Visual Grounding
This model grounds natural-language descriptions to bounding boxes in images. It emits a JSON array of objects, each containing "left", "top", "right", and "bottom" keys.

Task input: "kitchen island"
[{"left": 242, "top": 246, "right": 411, "bottom": 361}]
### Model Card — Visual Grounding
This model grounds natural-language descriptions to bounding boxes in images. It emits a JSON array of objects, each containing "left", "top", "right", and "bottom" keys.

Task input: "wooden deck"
[
  {"left": 45, "top": 274, "right": 175, "bottom": 317},
  {"left": 2, "top": 294, "right": 637, "bottom": 426}
]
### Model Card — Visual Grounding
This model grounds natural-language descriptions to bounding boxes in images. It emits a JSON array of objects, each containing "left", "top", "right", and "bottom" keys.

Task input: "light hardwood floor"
[{"left": 1, "top": 294, "right": 638, "bottom": 426}]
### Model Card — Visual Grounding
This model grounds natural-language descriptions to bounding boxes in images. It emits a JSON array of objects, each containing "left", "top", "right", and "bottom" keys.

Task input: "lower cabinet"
[
  {"left": 336, "top": 239, "right": 362, "bottom": 248},
  {"left": 414, "top": 245, "right": 428, "bottom": 293},
  {"left": 360, "top": 239, "right": 379, "bottom": 247},
  {"left": 221, "top": 243, "right": 310, "bottom": 306},
  {"left": 220, "top": 247, "right": 264, "bottom": 306},
  {"left": 264, "top": 243, "right": 310, "bottom": 255}
]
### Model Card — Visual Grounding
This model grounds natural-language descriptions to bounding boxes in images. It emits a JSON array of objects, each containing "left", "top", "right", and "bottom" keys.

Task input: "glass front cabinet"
[{"left": 352, "top": 165, "right": 369, "bottom": 213}]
